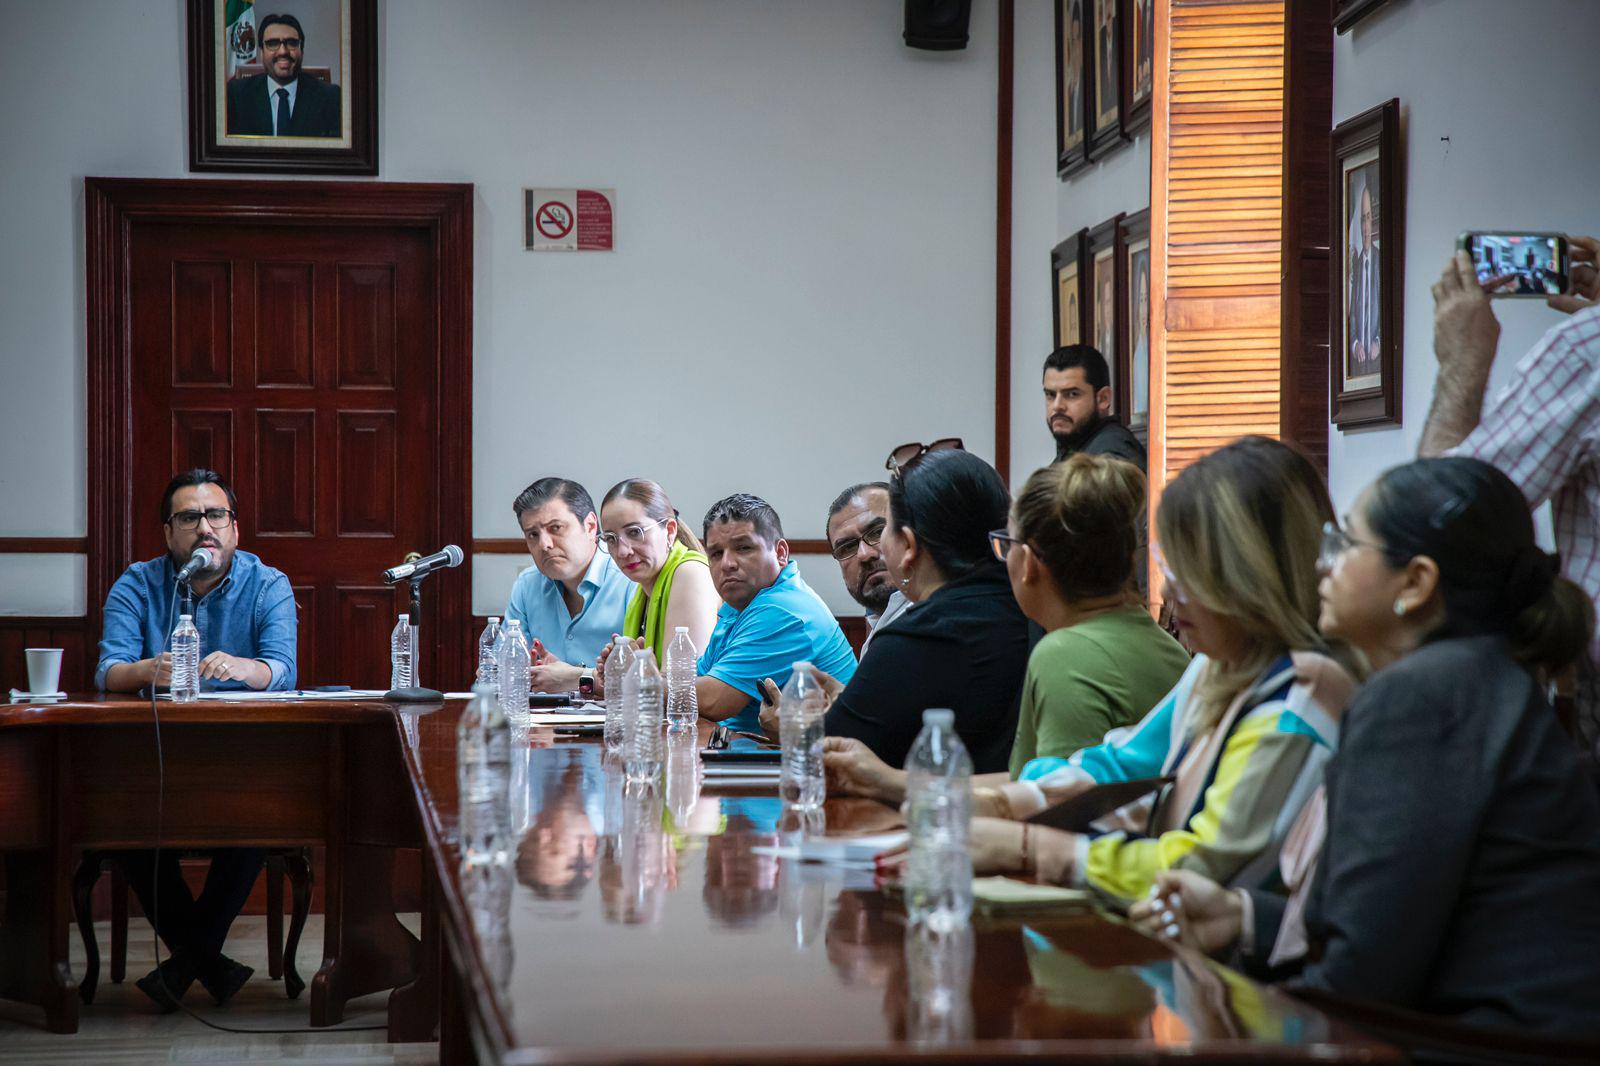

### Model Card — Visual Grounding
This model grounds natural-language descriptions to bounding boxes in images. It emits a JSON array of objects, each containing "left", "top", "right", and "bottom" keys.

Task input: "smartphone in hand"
[{"left": 1458, "top": 231, "right": 1569, "bottom": 297}]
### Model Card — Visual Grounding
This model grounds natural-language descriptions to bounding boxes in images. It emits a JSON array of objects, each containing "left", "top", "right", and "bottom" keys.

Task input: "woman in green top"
[
  {"left": 598, "top": 478, "right": 718, "bottom": 664},
  {"left": 824, "top": 453, "right": 1188, "bottom": 803}
]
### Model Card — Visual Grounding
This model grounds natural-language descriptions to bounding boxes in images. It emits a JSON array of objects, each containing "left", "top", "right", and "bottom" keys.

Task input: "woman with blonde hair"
[
  {"left": 962, "top": 436, "right": 1359, "bottom": 904},
  {"left": 597, "top": 479, "right": 718, "bottom": 663},
  {"left": 824, "top": 453, "right": 1189, "bottom": 803}
]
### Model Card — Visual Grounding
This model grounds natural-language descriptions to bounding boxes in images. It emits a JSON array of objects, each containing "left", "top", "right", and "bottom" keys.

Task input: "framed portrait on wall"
[
  {"left": 187, "top": 0, "right": 378, "bottom": 174},
  {"left": 1085, "top": 215, "right": 1125, "bottom": 411},
  {"left": 1055, "top": 0, "right": 1091, "bottom": 177},
  {"left": 1120, "top": 209, "right": 1152, "bottom": 436},
  {"left": 1051, "top": 230, "right": 1087, "bottom": 348},
  {"left": 1330, "top": 98, "right": 1402, "bottom": 429},
  {"left": 1126, "top": 0, "right": 1155, "bottom": 133},
  {"left": 1087, "top": 0, "right": 1126, "bottom": 157}
]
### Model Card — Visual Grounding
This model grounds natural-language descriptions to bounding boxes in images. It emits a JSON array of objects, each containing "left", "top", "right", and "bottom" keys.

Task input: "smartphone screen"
[{"left": 1461, "top": 232, "right": 1568, "bottom": 296}]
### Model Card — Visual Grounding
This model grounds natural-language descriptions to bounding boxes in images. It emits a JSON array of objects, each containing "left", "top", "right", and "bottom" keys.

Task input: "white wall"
[
  {"left": 1326, "top": 0, "right": 1600, "bottom": 517},
  {"left": 0, "top": 0, "right": 999, "bottom": 618},
  {"left": 1009, "top": 0, "right": 1150, "bottom": 485}
]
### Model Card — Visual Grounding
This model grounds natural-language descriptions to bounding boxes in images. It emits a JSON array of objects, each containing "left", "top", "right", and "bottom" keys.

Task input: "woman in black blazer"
[
  {"left": 1133, "top": 457, "right": 1600, "bottom": 1040},
  {"left": 819, "top": 448, "right": 1030, "bottom": 773}
]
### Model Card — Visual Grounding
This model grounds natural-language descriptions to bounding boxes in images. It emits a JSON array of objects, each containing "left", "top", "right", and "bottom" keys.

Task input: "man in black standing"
[
  {"left": 226, "top": 13, "right": 341, "bottom": 137},
  {"left": 1042, "top": 345, "right": 1146, "bottom": 471}
]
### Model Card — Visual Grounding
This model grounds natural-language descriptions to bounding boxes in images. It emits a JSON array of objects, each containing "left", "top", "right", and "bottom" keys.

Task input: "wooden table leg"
[
  {"left": 386, "top": 847, "right": 440, "bottom": 1043},
  {"left": 310, "top": 843, "right": 418, "bottom": 1027},
  {"left": 0, "top": 851, "right": 78, "bottom": 1034}
]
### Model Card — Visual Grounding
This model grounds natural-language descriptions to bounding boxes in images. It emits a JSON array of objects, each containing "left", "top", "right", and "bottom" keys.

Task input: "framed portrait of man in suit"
[
  {"left": 1126, "top": 0, "right": 1155, "bottom": 133},
  {"left": 1055, "top": 0, "right": 1091, "bottom": 177},
  {"left": 1120, "top": 208, "right": 1151, "bottom": 437},
  {"left": 1051, "top": 230, "right": 1087, "bottom": 348},
  {"left": 188, "top": 0, "right": 377, "bottom": 174},
  {"left": 1330, "top": 99, "right": 1402, "bottom": 428},
  {"left": 1086, "top": 0, "right": 1126, "bottom": 157}
]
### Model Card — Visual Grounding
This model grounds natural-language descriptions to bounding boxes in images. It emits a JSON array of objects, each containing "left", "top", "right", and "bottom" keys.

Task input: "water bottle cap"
[
  {"left": 922, "top": 708, "right": 955, "bottom": 729},
  {"left": 791, "top": 660, "right": 814, "bottom": 671},
  {"left": 675, "top": 626, "right": 689, "bottom": 634},
  {"left": 398, "top": 613, "right": 410, "bottom": 622},
  {"left": 614, "top": 634, "right": 630, "bottom": 645},
  {"left": 506, "top": 619, "right": 521, "bottom": 631},
  {"left": 488, "top": 616, "right": 500, "bottom": 623},
  {"left": 178, "top": 613, "right": 193, "bottom": 621}
]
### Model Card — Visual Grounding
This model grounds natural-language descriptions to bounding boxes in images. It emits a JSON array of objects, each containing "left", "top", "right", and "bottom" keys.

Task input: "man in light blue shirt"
[
  {"left": 97, "top": 471, "right": 296, "bottom": 693},
  {"left": 93, "top": 469, "right": 296, "bottom": 1012},
  {"left": 696, "top": 494, "right": 857, "bottom": 734},
  {"left": 506, "top": 477, "right": 633, "bottom": 690}
]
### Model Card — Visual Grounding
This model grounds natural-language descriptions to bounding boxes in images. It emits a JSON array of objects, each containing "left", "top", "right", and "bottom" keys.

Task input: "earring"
[
  {"left": 900, "top": 576, "right": 911, "bottom": 587},
  {"left": 1393, "top": 599, "right": 1407, "bottom": 617}
]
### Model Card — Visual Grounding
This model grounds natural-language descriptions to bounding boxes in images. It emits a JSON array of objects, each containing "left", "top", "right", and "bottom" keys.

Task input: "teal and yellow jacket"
[{"left": 1001, "top": 651, "right": 1355, "bottom": 903}]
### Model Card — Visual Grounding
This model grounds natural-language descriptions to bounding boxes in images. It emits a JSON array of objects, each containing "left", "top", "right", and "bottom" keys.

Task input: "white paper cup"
[{"left": 25, "top": 648, "right": 63, "bottom": 695}]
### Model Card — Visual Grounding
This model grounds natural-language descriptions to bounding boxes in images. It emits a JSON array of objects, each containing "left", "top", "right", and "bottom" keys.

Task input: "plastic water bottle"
[
  {"left": 497, "top": 619, "right": 531, "bottom": 726},
  {"left": 778, "top": 662, "right": 827, "bottom": 810},
  {"left": 389, "top": 613, "right": 415, "bottom": 690},
  {"left": 663, "top": 627, "right": 700, "bottom": 732},
  {"left": 170, "top": 613, "right": 200, "bottom": 702},
  {"left": 457, "top": 683, "right": 512, "bottom": 867},
  {"left": 603, "top": 636, "right": 635, "bottom": 754},
  {"left": 476, "top": 616, "right": 502, "bottom": 686},
  {"left": 904, "top": 708, "right": 973, "bottom": 929},
  {"left": 622, "top": 648, "right": 664, "bottom": 786}
]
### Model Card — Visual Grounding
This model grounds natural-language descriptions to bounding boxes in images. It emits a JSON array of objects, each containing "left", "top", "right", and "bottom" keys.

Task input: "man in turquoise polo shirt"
[{"left": 696, "top": 494, "right": 857, "bottom": 734}]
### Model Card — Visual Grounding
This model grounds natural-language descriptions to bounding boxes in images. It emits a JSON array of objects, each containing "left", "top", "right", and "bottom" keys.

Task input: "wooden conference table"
[{"left": 1, "top": 695, "right": 1400, "bottom": 1063}]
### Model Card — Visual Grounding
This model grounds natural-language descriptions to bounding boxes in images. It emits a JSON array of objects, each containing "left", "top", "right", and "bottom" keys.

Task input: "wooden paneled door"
[{"left": 87, "top": 180, "right": 473, "bottom": 689}]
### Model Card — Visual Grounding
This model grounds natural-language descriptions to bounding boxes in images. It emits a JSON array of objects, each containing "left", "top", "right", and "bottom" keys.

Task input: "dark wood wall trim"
[
  {"left": 1279, "top": 0, "right": 1333, "bottom": 473},
  {"left": 0, "top": 539, "right": 88, "bottom": 554},
  {"left": 472, "top": 538, "right": 834, "bottom": 557},
  {"left": 84, "top": 178, "right": 475, "bottom": 681},
  {"left": 994, "top": 0, "right": 1015, "bottom": 482}
]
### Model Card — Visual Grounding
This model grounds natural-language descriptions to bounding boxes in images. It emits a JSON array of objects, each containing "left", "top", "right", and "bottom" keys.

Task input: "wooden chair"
[{"left": 71, "top": 848, "right": 313, "bottom": 1003}]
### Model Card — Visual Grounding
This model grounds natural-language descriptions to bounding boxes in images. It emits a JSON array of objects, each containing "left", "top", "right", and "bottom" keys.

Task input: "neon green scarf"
[{"left": 622, "top": 540, "right": 708, "bottom": 662}]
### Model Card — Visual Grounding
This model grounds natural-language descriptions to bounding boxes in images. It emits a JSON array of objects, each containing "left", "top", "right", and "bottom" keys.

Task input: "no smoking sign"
[{"left": 525, "top": 188, "right": 615, "bottom": 252}]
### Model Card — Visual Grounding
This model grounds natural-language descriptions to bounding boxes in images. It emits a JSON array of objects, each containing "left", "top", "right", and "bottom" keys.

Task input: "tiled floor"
[{"left": 0, "top": 915, "right": 436, "bottom": 1065}]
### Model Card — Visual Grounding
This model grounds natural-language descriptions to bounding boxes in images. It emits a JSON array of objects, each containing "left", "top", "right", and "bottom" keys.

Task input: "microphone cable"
[{"left": 144, "top": 576, "right": 387, "bottom": 1035}]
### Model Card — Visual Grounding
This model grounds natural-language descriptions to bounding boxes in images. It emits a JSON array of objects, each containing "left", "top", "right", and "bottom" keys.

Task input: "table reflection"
[{"left": 408, "top": 725, "right": 1366, "bottom": 1056}]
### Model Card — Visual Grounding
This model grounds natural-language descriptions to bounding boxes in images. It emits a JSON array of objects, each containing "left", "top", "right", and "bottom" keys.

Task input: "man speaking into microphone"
[
  {"left": 93, "top": 469, "right": 297, "bottom": 1009},
  {"left": 97, "top": 468, "right": 297, "bottom": 693}
]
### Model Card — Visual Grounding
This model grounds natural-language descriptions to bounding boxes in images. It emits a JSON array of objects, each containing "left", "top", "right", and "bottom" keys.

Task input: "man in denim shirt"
[{"left": 94, "top": 469, "right": 297, "bottom": 1010}]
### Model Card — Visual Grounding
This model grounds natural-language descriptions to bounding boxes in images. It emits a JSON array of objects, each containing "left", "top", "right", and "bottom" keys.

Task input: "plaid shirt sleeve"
[{"left": 1450, "top": 308, "right": 1600, "bottom": 508}]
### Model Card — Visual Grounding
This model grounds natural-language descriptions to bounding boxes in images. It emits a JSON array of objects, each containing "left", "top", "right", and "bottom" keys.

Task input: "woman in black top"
[
  {"left": 1132, "top": 457, "right": 1600, "bottom": 1040},
  {"left": 820, "top": 449, "right": 1030, "bottom": 772}
]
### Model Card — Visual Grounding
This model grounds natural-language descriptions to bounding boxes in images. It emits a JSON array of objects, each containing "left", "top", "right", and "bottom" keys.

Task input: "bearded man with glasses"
[
  {"left": 825, "top": 481, "right": 910, "bottom": 655},
  {"left": 92, "top": 468, "right": 296, "bottom": 1010},
  {"left": 96, "top": 468, "right": 296, "bottom": 695},
  {"left": 225, "top": 12, "right": 343, "bottom": 138}
]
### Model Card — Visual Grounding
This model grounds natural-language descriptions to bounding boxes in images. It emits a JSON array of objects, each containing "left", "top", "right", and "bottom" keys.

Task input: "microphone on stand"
[
  {"left": 382, "top": 544, "right": 464, "bottom": 584},
  {"left": 382, "top": 545, "right": 464, "bottom": 705},
  {"left": 175, "top": 547, "right": 215, "bottom": 584}
]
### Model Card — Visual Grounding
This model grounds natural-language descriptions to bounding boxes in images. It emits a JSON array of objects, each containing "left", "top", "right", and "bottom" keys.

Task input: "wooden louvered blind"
[{"left": 1150, "top": 0, "right": 1287, "bottom": 489}]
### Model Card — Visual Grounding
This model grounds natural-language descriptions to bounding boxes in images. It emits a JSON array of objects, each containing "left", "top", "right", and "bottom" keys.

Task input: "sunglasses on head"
[{"left": 885, "top": 438, "right": 964, "bottom": 475}]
